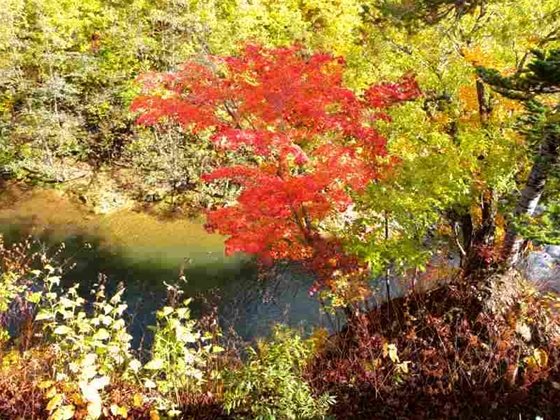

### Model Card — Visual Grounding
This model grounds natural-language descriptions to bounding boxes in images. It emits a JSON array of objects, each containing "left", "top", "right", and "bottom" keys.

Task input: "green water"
[{"left": 0, "top": 185, "right": 332, "bottom": 342}]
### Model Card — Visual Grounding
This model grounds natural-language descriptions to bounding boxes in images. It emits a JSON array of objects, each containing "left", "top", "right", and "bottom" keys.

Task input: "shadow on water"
[
  {"left": 0, "top": 185, "right": 334, "bottom": 345},
  {"left": 0, "top": 221, "right": 258, "bottom": 346}
]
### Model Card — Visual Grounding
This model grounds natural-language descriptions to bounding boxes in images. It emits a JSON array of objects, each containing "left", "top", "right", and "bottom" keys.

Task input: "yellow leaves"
[
  {"left": 308, "top": 327, "right": 329, "bottom": 353},
  {"left": 458, "top": 85, "right": 480, "bottom": 122},
  {"left": 464, "top": 205, "right": 480, "bottom": 228},
  {"left": 494, "top": 213, "right": 506, "bottom": 245},
  {"left": 497, "top": 96, "right": 524, "bottom": 117},
  {"left": 526, "top": 348, "right": 549, "bottom": 369},
  {"left": 149, "top": 409, "right": 160, "bottom": 420},
  {"left": 70, "top": 391, "right": 87, "bottom": 407},
  {"left": 436, "top": 223, "right": 452, "bottom": 237},
  {"left": 47, "top": 393, "right": 64, "bottom": 412},
  {"left": 133, "top": 393, "right": 144, "bottom": 408},
  {"left": 43, "top": 379, "right": 132, "bottom": 420},
  {"left": 212, "top": 345, "right": 225, "bottom": 354},
  {"left": 462, "top": 46, "right": 500, "bottom": 70},
  {"left": 534, "top": 349, "right": 549, "bottom": 367},
  {"left": 382, "top": 343, "right": 399, "bottom": 363},
  {"left": 327, "top": 274, "right": 372, "bottom": 307},
  {"left": 39, "top": 380, "right": 55, "bottom": 390},
  {"left": 380, "top": 342, "right": 412, "bottom": 378},
  {"left": 46, "top": 390, "right": 76, "bottom": 420},
  {"left": 396, "top": 361, "right": 411, "bottom": 374},
  {"left": 110, "top": 404, "right": 129, "bottom": 418},
  {"left": 50, "top": 405, "right": 75, "bottom": 420},
  {"left": 431, "top": 112, "right": 450, "bottom": 126},
  {"left": 457, "top": 84, "right": 522, "bottom": 125},
  {"left": 46, "top": 386, "right": 58, "bottom": 399},
  {"left": 1, "top": 350, "right": 21, "bottom": 368}
]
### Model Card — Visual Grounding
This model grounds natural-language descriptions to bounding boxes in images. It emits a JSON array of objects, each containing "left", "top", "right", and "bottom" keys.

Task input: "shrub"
[
  {"left": 0, "top": 237, "right": 233, "bottom": 419},
  {"left": 35, "top": 274, "right": 136, "bottom": 419},
  {"left": 222, "top": 326, "right": 335, "bottom": 420},
  {"left": 143, "top": 292, "right": 224, "bottom": 413},
  {"left": 308, "top": 276, "right": 560, "bottom": 419},
  {"left": 0, "top": 236, "right": 46, "bottom": 347}
]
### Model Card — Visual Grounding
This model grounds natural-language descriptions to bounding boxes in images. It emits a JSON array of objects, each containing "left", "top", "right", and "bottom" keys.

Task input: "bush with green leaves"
[
  {"left": 35, "top": 272, "right": 136, "bottom": 419},
  {"left": 36, "top": 276, "right": 134, "bottom": 380},
  {"left": 222, "top": 326, "right": 335, "bottom": 420},
  {"left": 32, "top": 272, "right": 226, "bottom": 419},
  {"left": 142, "top": 293, "right": 224, "bottom": 413}
]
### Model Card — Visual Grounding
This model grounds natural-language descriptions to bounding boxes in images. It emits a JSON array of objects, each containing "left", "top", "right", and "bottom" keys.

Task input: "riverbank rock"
[
  {"left": 143, "top": 191, "right": 165, "bottom": 202},
  {"left": 523, "top": 246, "right": 560, "bottom": 293},
  {"left": 92, "top": 190, "right": 133, "bottom": 215},
  {"left": 0, "top": 166, "right": 14, "bottom": 180}
]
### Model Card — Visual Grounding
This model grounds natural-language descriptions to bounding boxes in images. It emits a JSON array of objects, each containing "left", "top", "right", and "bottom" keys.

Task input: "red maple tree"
[{"left": 132, "top": 45, "right": 420, "bottom": 292}]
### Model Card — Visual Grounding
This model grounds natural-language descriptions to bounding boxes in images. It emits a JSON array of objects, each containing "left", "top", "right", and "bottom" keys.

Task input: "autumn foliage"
[{"left": 132, "top": 45, "right": 420, "bottom": 289}]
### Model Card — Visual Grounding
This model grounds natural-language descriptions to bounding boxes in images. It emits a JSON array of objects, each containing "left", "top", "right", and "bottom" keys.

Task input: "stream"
[{"left": 0, "top": 184, "right": 340, "bottom": 345}]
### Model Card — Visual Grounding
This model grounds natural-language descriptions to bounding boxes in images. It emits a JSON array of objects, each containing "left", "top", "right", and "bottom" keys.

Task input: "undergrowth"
[
  {"left": 1, "top": 237, "right": 560, "bottom": 419},
  {"left": 307, "top": 274, "right": 560, "bottom": 419},
  {"left": 0, "top": 237, "right": 332, "bottom": 420}
]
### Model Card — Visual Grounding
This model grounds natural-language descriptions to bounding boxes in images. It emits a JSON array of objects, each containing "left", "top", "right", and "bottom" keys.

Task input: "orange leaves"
[
  {"left": 458, "top": 85, "right": 480, "bottom": 123},
  {"left": 462, "top": 46, "right": 500, "bottom": 69}
]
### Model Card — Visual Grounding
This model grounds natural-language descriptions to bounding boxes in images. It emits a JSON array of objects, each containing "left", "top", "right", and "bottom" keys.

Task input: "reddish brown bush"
[{"left": 307, "top": 276, "right": 560, "bottom": 419}]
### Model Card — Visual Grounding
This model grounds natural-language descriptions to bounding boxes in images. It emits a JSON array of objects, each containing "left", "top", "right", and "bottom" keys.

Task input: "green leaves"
[
  {"left": 53, "top": 325, "right": 72, "bottom": 335},
  {"left": 92, "top": 328, "right": 110, "bottom": 341},
  {"left": 143, "top": 295, "right": 216, "bottom": 407},
  {"left": 34, "top": 278, "right": 135, "bottom": 416},
  {"left": 222, "top": 326, "right": 334, "bottom": 420},
  {"left": 144, "top": 359, "right": 165, "bottom": 371}
]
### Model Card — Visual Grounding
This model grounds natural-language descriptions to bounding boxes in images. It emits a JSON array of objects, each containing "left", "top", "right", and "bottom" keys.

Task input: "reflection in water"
[{"left": 0, "top": 185, "right": 335, "bottom": 343}]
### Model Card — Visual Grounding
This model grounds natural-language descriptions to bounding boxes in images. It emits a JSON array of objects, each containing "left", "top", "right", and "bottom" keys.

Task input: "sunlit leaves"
[{"left": 133, "top": 45, "right": 419, "bottom": 290}]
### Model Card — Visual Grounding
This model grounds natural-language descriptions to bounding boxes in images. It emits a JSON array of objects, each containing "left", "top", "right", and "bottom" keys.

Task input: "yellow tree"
[{"left": 346, "top": 0, "right": 560, "bottom": 287}]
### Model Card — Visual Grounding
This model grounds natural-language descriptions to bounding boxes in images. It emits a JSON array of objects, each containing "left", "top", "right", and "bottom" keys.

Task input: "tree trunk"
[
  {"left": 460, "top": 213, "right": 474, "bottom": 257},
  {"left": 463, "top": 189, "right": 496, "bottom": 276},
  {"left": 502, "top": 122, "right": 560, "bottom": 267},
  {"left": 462, "top": 80, "right": 497, "bottom": 277}
]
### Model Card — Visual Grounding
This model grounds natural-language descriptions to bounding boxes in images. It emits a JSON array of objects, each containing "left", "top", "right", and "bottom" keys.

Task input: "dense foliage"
[
  {"left": 1, "top": 0, "right": 560, "bottom": 418},
  {"left": 132, "top": 44, "right": 419, "bottom": 298}
]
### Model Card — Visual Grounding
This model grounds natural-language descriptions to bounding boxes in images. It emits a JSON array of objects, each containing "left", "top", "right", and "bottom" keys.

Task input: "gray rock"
[
  {"left": 144, "top": 192, "right": 163, "bottom": 202},
  {"left": 0, "top": 166, "right": 14, "bottom": 179},
  {"left": 545, "top": 245, "right": 560, "bottom": 259},
  {"left": 523, "top": 250, "right": 558, "bottom": 292}
]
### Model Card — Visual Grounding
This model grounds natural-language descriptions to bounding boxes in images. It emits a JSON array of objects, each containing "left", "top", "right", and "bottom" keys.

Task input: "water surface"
[{"left": 0, "top": 185, "right": 333, "bottom": 343}]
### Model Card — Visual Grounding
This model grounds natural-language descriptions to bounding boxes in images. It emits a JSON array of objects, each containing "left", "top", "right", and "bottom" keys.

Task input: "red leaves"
[
  {"left": 132, "top": 45, "right": 420, "bottom": 290},
  {"left": 364, "top": 75, "right": 422, "bottom": 109}
]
